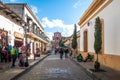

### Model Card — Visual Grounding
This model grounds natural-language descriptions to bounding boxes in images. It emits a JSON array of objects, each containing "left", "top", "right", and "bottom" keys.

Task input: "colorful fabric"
[
  {"left": 15, "top": 48, "right": 19, "bottom": 56},
  {"left": 8, "top": 45, "right": 12, "bottom": 51},
  {"left": 11, "top": 48, "right": 15, "bottom": 55}
]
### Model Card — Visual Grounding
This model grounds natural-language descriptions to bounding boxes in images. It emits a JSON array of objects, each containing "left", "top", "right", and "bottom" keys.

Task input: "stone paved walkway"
[
  {"left": 0, "top": 54, "right": 47, "bottom": 80},
  {"left": 17, "top": 54, "right": 92, "bottom": 80},
  {"left": 70, "top": 57, "right": 120, "bottom": 80}
]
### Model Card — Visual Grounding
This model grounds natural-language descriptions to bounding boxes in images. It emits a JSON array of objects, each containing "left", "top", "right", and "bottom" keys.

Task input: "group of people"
[
  {"left": 11, "top": 45, "right": 28, "bottom": 67},
  {"left": 0, "top": 43, "right": 10, "bottom": 63},
  {"left": 0, "top": 42, "right": 31, "bottom": 68},
  {"left": 54, "top": 48, "right": 69, "bottom": 59},
  {"left": 77, "top": 53, "right": 94, "bottom": 62}
]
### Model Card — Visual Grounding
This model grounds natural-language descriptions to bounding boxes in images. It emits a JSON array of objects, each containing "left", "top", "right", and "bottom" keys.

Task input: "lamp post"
[
  {"left": 24, "top": 23, "right": 29, "bottom": 67},
  {"left": 24, "top": 18, "right": 32, "bottom": 67}
]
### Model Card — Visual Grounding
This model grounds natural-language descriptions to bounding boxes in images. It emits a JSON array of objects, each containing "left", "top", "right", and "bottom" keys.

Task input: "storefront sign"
[{"left": 14, "top": 32, "right": 24, "bottom": 39}]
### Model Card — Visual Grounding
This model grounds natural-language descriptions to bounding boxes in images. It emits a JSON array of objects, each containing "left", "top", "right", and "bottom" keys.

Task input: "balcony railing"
[{"left": 26, "top": 28, "right": 49, "bottom": 42}]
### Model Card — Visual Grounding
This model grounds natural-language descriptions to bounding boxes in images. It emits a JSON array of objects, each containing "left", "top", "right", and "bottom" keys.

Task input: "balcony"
[{"left": 26, "top": 26, "right": 49, "bottom": 43}]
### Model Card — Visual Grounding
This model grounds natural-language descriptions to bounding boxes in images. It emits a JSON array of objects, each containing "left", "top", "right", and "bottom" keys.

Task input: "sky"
[{"left": 2, "top": 0, "right": 93, "bottom": 40}]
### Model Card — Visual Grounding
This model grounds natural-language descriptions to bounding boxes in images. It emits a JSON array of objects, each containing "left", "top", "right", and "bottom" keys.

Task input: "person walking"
[
  {"left": 18, "top": 45, "right": 26, "bottom": 67},
  {"left": 59, "top": 48, "right": 64, "bottom": 60},
  {"left": 11, "top": 46, "right": 19, "bottom": 67},
  {"left": 8, "top": 44, "right": 12, "bottom": 62},
  {"left": 18, "top": 53, "right": 25, "bottom": 67},
  {"left": 55, "top": 49, "right": 57, "bottom": 55},
  {"left": 64, "top": 48, "right": 69, "bottom": 58},
  {"left": 1, "top": 43, "right": 7, "bottom": 62}
]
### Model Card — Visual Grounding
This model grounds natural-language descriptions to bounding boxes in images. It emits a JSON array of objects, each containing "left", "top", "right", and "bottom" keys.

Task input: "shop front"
[
  {"left": 14, "top": 32, "right": 24, "bottom": 47},
  {"left": 0, "top": 29, "right": 8, "bottom": 47},
  {"left": 0, "top": 29, "right": 8, "bottom": 62}
]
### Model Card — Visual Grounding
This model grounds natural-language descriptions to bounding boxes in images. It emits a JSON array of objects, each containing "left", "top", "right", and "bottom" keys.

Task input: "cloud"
[
  {"left": 73, "top": 0, "right": 81, "bottom": 8},
  {"left": 73, "top": 0, "right": 90, "bottom": 8},
  {"left": 41, "top": 17, "right": 80, "bottom": 39},
  {"left": 46, "top": 32, "right": 54, "bottom": 40},
  {"left": 41, "top": 17, "right": 64, "bottom": 28},
  {"left": 30, "top": 5, "right": 39, "bottom": 15}
]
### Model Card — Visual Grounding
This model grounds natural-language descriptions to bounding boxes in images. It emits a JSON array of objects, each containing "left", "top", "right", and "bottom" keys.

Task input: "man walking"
[
  {"left": 11, "top": 46, "right": 19, "bottom": 67},
  {"left": 59, "top": 48, "right": 64, "bottom": 60}
]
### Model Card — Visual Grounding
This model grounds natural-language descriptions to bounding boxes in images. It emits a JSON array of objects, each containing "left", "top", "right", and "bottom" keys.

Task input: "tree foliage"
[
  {"left": 71, "top": 24, "right": 77, "bottom": 49},
  {"left": 59, "top": 38, "right": 64, "bottom": 47},
  {"left": 94, "top": 17, "right": 102, "bottom": 71},
  {"left": 94, "top": 17, "right": 102, "bottom": 54}
]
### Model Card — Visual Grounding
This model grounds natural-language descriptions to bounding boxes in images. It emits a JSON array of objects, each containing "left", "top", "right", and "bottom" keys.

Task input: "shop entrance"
[{"left": 14, "top": 39, "right": 23, "bottom": 47}]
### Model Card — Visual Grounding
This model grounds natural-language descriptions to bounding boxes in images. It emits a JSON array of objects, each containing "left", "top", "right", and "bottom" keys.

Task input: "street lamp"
[
  {"left": 23, "top": 23, "right": 29, "bottom": 67},
  {"left": 24, "top": 19, "right": 32, "bottom": 67}
]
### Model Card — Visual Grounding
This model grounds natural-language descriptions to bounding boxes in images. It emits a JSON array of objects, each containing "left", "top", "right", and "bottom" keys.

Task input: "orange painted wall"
[{"left": 78, "top": 51, "right": 120, "bottom": 71}]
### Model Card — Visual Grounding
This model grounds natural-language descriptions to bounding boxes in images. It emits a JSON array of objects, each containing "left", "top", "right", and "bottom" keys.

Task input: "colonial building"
[
  {"left": 78, "top": 0, "right": 120, "bottom": 71},
  {"left": 0, "top": 1, "right": 25, "bottom": 62},
  {"left": 6, "top": 3, "right": 49, "bottom": 59},
  {"left": 0, "top": 2, "right": 25, "bottom": 49},
  {"left": 52, "top": 32, "right": 62, "bottom": 49}
]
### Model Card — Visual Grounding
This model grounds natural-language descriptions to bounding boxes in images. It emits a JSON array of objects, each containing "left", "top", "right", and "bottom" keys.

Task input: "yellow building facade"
[{"left": 78, "top": 0, "right": 120, "bottom": 71}]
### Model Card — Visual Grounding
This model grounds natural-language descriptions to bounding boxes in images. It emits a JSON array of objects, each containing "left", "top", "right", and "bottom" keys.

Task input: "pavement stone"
[
  {"left": 16, "top": 54, "right": 93, "bottom": 80},
  {"left": 0, "top": 54, "right": 48, "bottom": 80},
  {"left": 1, "top": 53, "right": 119, "bottom": 80},
  {"left": 70, "top": 57, "right": 120, "bottom": 80}
]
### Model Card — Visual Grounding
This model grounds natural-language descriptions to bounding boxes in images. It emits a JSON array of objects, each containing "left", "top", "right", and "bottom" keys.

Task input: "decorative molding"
[{"left": 78, "top": 0, "right": 113, "bottom": 28}]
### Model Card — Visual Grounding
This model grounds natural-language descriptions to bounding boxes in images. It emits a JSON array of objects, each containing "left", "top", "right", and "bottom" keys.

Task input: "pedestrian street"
[{"left": 17, "top": 54, "right": 92, "bottom": 80}]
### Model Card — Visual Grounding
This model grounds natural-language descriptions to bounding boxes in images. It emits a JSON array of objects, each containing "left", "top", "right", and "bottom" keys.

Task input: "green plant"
[
  {"left": 71, "top": 24, "right": 77, "bottom": 50},
  {"left": 94, "top": 17, "right": 102, "bottom": 71},
  {"left": 77, "top": 54, "right": 83, "bottom": 62},
  {"left": 94, "top": 61, "right": 100, "bottom": 71},
  {"left": 59, "top": 38, "right": 64, "bottom": 47},
  {"left": 71, "top": 24, "right": 77, "bottom": 57}
]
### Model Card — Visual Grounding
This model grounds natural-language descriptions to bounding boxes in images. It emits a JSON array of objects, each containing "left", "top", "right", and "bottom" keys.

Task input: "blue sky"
[{"left": 2, "top": 0, "right": 93, "bottom": 40}]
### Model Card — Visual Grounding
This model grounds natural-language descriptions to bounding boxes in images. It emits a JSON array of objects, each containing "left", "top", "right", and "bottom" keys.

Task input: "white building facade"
[
  {"left": 78, "top": 0, "right": 120, "bottom": 71},
  {"left": 0, "top": 2, "right": 24, "bottom": 48},
  {"left": 6, "top": 3, "right": 49, "bottom": 59}
]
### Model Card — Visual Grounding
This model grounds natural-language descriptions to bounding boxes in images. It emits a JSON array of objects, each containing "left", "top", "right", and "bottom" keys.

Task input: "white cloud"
[
  {"left": 41, "top": 17, "right": 80, "bottom": 39},
  {"left": 10, "top": 0, "right": 17, "bottom": 2},
  {"left": 30, "top": 5, "right": 39, "bottom": 15},
  {"left": 41, "top": 17, "right": 64, "bottom": 28},
  {"left": 73, "top": 0, "right": 81, "bottom": 8},
  {"left": 46, "top": 32, "right": 54, "bottom": 40},
  {"left": 73, "top": 0, "right": 90, "bottom": 8}
]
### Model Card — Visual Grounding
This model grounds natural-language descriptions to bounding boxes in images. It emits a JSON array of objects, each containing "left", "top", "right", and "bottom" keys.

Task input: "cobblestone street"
[{"left": 17, "top": 54, "right": 92, "bottom": 80}]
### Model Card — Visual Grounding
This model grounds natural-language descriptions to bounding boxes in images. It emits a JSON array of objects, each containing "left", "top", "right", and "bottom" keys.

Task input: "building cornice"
[
  {"left": 24, "top": 4, "right": 44, "bottom": 30},
  {"left": 78, "top": 0, "right": 112, "bottom": 28},
  {"left": 0, "top": 1, "right": 25, "bottom": 26}
]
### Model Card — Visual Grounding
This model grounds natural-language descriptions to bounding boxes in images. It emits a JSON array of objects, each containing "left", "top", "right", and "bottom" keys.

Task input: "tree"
[
  {"left": 71, "top": 24, "right": 77, "bottom": 57},
  {"left": 94, "top": 17, "right": 102, "bottom": 71},
  {"left": 59, "top": 38, "right": 64, "bottom": 47}
]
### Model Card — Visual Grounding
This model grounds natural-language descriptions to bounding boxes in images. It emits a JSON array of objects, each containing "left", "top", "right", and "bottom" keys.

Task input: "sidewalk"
[
  {"left": 70, "top": 57, "right": 120, "bottom": 80},
  {"left": 0, "top": 54, "right": 49, "bottom": 80}
]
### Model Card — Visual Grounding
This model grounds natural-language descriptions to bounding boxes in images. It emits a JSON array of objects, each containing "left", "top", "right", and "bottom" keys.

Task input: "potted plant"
[{"left": 94, "top": 17, "right": 102, "bottom": 71}]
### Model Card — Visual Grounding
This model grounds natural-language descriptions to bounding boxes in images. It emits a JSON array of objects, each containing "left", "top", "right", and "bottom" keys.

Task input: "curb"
[
  {"left": 10, "top": 54, "right": 50, "bottom": 80},
  {"left": 69, "top": 57, "right": 99, "bottom": 80}
]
